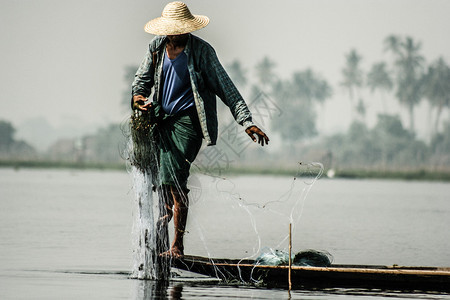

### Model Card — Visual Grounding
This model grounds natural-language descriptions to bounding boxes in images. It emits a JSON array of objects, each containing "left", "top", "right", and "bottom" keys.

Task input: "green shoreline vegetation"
[
  {"left": 2, "top": 160, "right": 450, "bottom": 182},
  {"left": 0, "top": 160, "right": 126, "bottom": 171}
]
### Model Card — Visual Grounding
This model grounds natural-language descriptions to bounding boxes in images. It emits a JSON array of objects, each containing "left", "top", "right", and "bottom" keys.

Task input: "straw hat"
[{"left": 144, "top": 1, "right": 209, "bottom": 35}]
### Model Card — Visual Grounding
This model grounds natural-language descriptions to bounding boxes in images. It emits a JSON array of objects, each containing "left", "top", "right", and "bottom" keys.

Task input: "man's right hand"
[
  {"left": 245, "top": 126, "right": 269, "bottom": 146},
  {"left": 132, "top": 95, "right": 152, "bottom": 111}
]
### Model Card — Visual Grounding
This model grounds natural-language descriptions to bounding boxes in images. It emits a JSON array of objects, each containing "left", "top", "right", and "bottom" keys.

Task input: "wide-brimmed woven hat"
[{"left": 144, "top": 1, "right": 209, "bottom": 35}]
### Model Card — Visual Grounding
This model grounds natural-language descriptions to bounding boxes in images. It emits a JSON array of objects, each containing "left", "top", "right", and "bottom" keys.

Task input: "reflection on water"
[
  {"left": 130, "top": 278, "right": 450, "bottom": 300},
  {"left": 133, "top": 280, "right": 170, "bottom": 300},
  {"left": 170, "top": 284, "right": 183, "bottom": 300}
]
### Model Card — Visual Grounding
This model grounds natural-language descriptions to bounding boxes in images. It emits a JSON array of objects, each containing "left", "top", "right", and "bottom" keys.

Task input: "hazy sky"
[{"left": 1, "top": 0, "right": 449, "bottom": 145}]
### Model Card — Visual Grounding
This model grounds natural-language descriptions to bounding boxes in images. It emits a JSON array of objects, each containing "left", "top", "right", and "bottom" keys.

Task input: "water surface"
[{"left": 1, "top": 168, "right": 449, "bottom": 299}]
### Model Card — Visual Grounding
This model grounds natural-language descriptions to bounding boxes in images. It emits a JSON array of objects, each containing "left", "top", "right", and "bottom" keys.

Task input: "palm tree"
[
  {"left": 340, "top": 49, "right": 364, "bottom": 119},
  {"left": 292, "top": 69, "right": 332, "bottom": 132},
  {"left": 270, "top": 75, "right": 320, "bottom": 146},
  {"left": 385, "top": 36, "right": 425, "bottom": 133},
  {"left": 367, "top": 62, "right": 393, "bottom": 113},
  {"left": 271, "top": 69, "right": 332, "bottom": 141},
  {"left": 383, "top": 35, "right": 401, "bottom": 55},
  {"left": 397, "top": 37, "right": 425, "bottom": 133},
  {"left": 255, "top": 56, "right": 276, "bottom": 89},
  {"left": 292, "top": 69, "right": 332, "bottom": 105},
  {"left": 424, "top": 57, "right": 450, "bottom": 135},
  {"left": 226, "top": 59, "right": 248, "bottom": 89},
  {"left": 356, "top": 98, "right": 367, "bottom": 119}
]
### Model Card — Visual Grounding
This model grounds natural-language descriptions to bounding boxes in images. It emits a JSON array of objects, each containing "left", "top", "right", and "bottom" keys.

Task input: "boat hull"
[{"left": 172, "top": 255, "right": 450, "bottom": 292}]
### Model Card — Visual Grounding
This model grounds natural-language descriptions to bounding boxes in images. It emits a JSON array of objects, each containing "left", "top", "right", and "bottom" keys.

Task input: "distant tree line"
[
  {"left": 0, "top": 120, "right": 37, "bottom": 160},
  {"left": 342, "top": 35, "right": 450, "bottom": 136},
  {"left": 221, "top": 35, "right": 450, "bottom": 170},
  {"left": 0, "top": 120, "right": 126, "bottom": 166},
  {"left": 42, "top": 123, "right": 126, "bottom": 164}
]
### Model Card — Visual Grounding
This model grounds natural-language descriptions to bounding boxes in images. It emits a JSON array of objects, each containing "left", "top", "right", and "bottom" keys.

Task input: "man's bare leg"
[
  {"left": 170, "top": 186, "right": 188, "bottom": 257},
  {"left": 157, "top": 186, "right": 173, "bottom": 230},
  {"left": 160, "top": 185, "right": 188, "bottom": 258}
]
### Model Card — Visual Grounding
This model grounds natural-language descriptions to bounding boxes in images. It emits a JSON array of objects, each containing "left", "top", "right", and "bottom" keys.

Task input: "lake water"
[{"left": 1, "top": 168, "right": 449, "bottom": 299}]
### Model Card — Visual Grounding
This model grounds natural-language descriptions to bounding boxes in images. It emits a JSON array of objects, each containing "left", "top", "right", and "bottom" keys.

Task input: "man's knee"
[
  {"left": 161, "top": 184, "right": 189, "bottom": 207},
  {"left": 170, "top": 185, "right": 189, "bottom": 207}
]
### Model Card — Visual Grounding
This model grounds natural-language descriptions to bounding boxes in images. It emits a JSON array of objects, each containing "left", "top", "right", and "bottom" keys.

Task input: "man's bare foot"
[{"left": 160, "top": 247, "right": 184, "bottom": 258}]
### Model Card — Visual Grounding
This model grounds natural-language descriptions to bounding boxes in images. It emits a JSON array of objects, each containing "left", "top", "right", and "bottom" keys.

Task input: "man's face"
[{"left": 167, "top": 33, "right": 189, "bottom": 45}]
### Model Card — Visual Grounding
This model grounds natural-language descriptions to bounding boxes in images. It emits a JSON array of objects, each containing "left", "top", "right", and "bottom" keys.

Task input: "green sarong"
[{"left": 158, "top": 107, "right": 203, "bottom": 190}]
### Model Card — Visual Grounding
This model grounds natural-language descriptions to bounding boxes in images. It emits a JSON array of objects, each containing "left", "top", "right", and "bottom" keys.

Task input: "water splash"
[
  {"left": 125, "top": 111, "right": 170, "bottom": 280},
  {"left": 130, "top": 167, "right": 169, "bottom": 280}
]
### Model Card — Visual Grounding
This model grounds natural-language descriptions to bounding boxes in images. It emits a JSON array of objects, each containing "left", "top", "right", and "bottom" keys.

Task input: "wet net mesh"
[
  {"left": 255, "top": 248, "right": 333, "bottom": 267},
  {"left": 185, "top": 161, "right": 332, "bottom": 284},
  {"left": 125, "top": 110, "right": 170, "bottom": 280}
]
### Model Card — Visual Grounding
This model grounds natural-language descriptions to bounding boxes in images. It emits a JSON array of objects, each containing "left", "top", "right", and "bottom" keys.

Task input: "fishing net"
[
  {"left": 255, "top": 247, "right": 333, "bottom": 267},
  {"left": 129, "top": 110, "right": 159, "bottom": 175},
  {"left": 293, "top": 249, "right": 333, "bottom": 267},
  {"left": 179, "top": 159, "right": 330, "bottom": 284},
  {"left": 125, "top": 110, "right": 170, "bottom": 280}
]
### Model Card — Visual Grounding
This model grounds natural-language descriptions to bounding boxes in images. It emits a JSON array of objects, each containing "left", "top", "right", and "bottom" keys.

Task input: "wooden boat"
[{"left": 172, "top": 255, "right": 450, "bottom": 292}]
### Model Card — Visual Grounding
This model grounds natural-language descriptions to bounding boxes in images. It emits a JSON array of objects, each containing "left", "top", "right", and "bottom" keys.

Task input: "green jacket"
[{"left": 132, "top": 34, "right": 254, "bottom": 146}]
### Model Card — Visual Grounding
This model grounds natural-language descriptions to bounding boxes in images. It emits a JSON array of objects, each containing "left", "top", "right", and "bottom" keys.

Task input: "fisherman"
[{"left": 131, "top": 1, "right": 269, "bottom": 258}]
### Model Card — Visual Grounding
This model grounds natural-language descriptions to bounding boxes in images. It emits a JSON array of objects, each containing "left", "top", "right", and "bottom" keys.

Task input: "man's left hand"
[{"left": 245, "top": 126, "right": 270, "bottom": 146}]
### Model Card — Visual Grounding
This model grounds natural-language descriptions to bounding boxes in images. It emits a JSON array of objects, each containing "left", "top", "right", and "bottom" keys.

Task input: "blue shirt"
[{"left": 161, "top": 50, "right": 195, "bottom": 115}]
